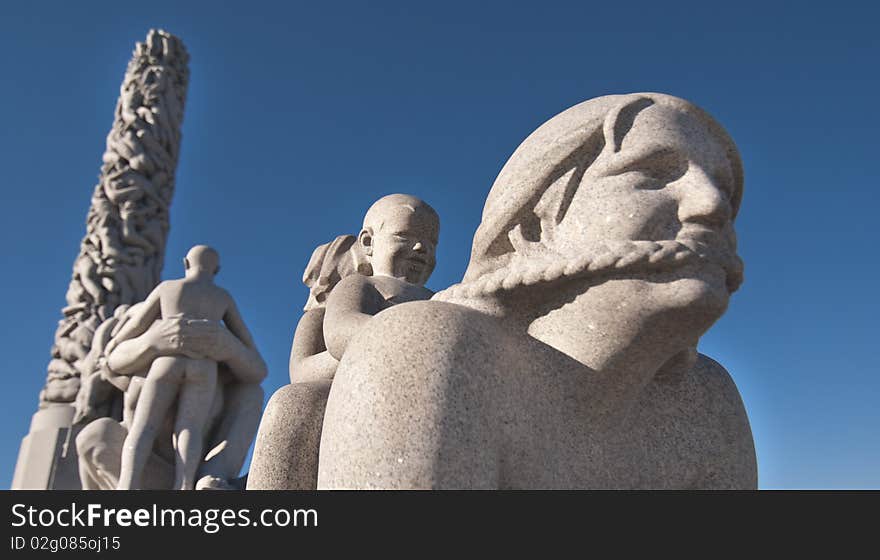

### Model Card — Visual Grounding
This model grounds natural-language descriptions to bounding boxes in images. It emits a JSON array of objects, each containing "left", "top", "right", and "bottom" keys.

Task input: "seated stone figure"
[
  {"left": 316, "top": 93, "right": 757, "bottom": 489},
  {"left": 75, "top": 260, "right": 267, "bottom": 490},
  {"left": 247, "top": 194, "right": 439, "bottom": 489}
]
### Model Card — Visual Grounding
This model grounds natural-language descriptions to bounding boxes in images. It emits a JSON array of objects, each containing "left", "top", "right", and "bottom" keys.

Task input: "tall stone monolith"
[{"left": 12, "top": 29, "right": 189, "bottom": 489}]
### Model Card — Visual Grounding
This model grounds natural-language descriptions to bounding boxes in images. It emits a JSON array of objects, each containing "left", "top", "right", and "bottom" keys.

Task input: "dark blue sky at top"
[{"left": 0, "top": 1, "right": 877, "bottom": 489}]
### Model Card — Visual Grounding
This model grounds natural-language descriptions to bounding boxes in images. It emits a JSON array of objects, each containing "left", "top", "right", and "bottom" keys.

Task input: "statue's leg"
[
  {"left": 122, "top": 376, "right": 143, "bottom": 429},
  {"left": 76, "top": 417, "right": 174, "bottom": 490},
  {"left": 118, "top": 356, "right": 183, "bottom": 489},
  {"left": 173, "top": 359, "right": 217, "bottom": 490},
  {"left": 198, "top": 382, "right": 263, "bottom": 484},
  {"left": 76, "top": 418, "right": 127, "bottom": 490},
  {"left": 246, "top": 381, "right": 331, "bottom": 490}
]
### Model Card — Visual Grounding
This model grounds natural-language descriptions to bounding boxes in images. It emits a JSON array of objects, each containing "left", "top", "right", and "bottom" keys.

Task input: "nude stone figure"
[
  {"left": 246, "top": 194, "right": 439, "bottom": 489},
  {"left": 316, "top": 93, "right": 757, "bottom": 489},
  {"left": 104, "top": 245, "right": 257, "bottom": 490},
  {"left": 75, "top": 311, "right": 266, "bottom": 490}
]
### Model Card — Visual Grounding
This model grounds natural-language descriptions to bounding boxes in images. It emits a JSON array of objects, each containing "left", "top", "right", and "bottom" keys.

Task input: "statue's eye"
[
  {"left": 630, "top": 171, "right": 667, "bottom": 191},
  {"left": 613, "top": 148, "right": 688, "bottom": 187}
]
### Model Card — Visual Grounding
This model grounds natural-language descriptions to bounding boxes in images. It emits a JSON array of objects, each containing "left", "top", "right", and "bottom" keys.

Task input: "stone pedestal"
[{"left": 11, "top": 405, "right": 81, "bottom": 489}]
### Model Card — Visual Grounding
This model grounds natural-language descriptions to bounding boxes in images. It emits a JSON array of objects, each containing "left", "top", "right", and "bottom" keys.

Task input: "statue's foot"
[{"left": 195, "top": 475, "right": 234, "bottom": 490}]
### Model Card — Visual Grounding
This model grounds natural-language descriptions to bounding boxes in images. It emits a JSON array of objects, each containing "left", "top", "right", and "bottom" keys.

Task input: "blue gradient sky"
[{"left": 1, "top": 1, "right": 877, "bottom": 489}]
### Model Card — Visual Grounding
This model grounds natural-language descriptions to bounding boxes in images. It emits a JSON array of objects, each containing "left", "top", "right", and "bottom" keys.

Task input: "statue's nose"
[{"left": 677, "top": 166, "right": 731, "bottom": 228}]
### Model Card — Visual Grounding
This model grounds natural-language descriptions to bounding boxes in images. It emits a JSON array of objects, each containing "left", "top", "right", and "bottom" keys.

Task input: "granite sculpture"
[
  {"left": 96, "top": 245, "right": 258, "bottom": 490},
  {"left": 74, "top": 262, "right": 267, "bottom": 490},
  {"left": 12, "top": 30, "right": 190, "bottom": 489},
  {"left": 247, "top": 195, "right": 439, "bottom": 489},
  {"left": 316, "top": 93, "right": 757, "bottom": 489}
]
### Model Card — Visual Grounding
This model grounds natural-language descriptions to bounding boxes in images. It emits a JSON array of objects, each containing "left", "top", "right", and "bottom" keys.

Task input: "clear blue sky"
[{"left": 1, "top": 1, "right": 877, "bottom": 489}]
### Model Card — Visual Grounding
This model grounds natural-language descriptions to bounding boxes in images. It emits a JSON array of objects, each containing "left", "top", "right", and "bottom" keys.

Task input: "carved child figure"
[
  {"left": 247, "top": 194, "right": 439, "bottom": 489},
  {"left": 323, "top": 194, "right": 439, "bottom": 361},
  {"left": 106, "top": 245, "right": 256, "bottom": 490}
]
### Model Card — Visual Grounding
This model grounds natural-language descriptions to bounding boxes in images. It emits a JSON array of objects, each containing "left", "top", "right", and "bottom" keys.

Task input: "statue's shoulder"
[
  {"left": 155, "top": 278, "right": 182, "bottom": 293},
  {"left": 691, "top": 353, "right": 745, "bottom": 403},
  {"left": 650, "top": 353, "right": 751, "bottom": 433},
  {"left": 685, "top": 353, "right": 754, "bottom": 447},
  {"left": 684, "top": 353, "right": 757, "bottom": 488}
]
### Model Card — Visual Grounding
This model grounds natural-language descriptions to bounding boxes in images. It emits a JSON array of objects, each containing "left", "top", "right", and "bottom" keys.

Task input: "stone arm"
[
  {"left": 105, "top": 284, "right": 162, "bottom": 356},
  {"left": 73, "top": 317, "right": 121, "bottom": 425},
  {"left": 323, "top": 275, "right": 386, "bottom": 361},
  {"left": 222, "top": 293, "right": 257, "bottom": 350},
  {"left": 107, "top": 317, "right": 267, "bottom": 384},
  {"left": 289, "top": 308, "right": 339, "bottom": 384}
]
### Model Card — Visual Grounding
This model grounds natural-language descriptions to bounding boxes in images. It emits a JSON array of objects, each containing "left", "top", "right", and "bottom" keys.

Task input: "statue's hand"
[
  {"left": 140, "top": 316, "right": 189, "bottom": 355},
  {"left": 108, "top": 318, "right": 245, "bottom": 377},
  {"left": 73, "top": 372, "right": 113, "bottom": 425},
  {"left": 144, "top": 317, "right": 230, "bottom": 362}
]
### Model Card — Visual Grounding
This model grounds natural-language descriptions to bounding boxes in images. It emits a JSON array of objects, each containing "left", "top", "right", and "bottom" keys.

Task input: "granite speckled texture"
[
  {"left": 247, "top": 382, "right": 330, "bottom": 489},
  {"left": 315, "top": 93, "right": 756, "bottom": 489}
]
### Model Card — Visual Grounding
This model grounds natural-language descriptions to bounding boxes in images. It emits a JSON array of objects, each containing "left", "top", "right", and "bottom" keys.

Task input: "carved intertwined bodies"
[{"left": 106, "top": 245, "right": 257, "bottom": 490}]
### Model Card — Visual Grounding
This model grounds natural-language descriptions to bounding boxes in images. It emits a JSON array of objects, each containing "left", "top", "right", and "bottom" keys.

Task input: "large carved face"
[
  {"left": 554, "top": 102, "right": 740, "bottom": 304},
  {"left": 446, "top": 94, "right": 742, "bottom": 314}
]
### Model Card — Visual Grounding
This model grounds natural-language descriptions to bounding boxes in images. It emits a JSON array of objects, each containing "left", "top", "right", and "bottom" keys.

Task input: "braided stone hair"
[
  {"left": 435, "top": 239, "right": 743, "bottom": 302},
  {"left": 434, "top": 93, "right": 743, "bottom": 303}
]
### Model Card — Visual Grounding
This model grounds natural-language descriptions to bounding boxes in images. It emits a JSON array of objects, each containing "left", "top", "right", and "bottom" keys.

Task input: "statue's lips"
[
  {"left": 675, "top": 234, "right": 743, "bottom": 291},
  {"left": 677, "top": 224, "right": 719, "bottom": 243}
]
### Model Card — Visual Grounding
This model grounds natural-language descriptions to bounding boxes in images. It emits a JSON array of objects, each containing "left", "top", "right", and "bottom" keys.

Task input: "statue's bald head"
[
  {"left": 360, "top": 194, "right": 440, "bottom": 285},
  {"left": 184, "top": 245, "right": 220, "bottom": 276},
  {"left": 362, "top": 194, "right": 439, "bottom": 233}
]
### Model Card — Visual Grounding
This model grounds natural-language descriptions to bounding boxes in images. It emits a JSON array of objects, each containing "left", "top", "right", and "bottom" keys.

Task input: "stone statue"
[
  {"left": 98, "top": 245, "right": 258, "bottom": 490},
  {"left": 247, "top": 194, "right": 439, "bottom": 489},
  {"left": 315, "top": 93, "right": 757, "bottom": 489},
  {"left": 74, "top": 305, "right": 267, "bottom": 490}
]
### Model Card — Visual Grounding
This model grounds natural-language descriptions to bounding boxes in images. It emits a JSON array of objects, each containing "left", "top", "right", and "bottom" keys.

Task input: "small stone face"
[{"left": 366, "top": 204, "right": 439, "bottom": 286}]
